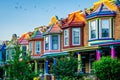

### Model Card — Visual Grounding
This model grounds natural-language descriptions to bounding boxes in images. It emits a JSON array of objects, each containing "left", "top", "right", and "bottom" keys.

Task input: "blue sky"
[{"left": 0, "top": 0, "right": 98, "bottom": 41}]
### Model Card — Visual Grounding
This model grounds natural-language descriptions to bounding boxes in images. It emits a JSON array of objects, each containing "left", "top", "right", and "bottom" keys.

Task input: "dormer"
[
  {"left": 28, "top": 29, "right": 44, "bottom": 57},
  {"left": 43, "top": 16, "right": 62, "bottom": 54},
  {"left": 86, "top": 0, "right": 118, "bottom": 46},
  {"left": 18, "top": 32, "right": 32, "bottom": 55},
  {"left": 61, "top": 11, "right": 85, "bottom": 49}
]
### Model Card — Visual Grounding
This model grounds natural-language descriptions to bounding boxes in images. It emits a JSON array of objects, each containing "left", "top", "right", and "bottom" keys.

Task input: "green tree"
[
  {"left": 5, "top": 45, "right": 36, "bottom": 80},
  {"left": 52, "top": 56, "right": 82, "bottom": 79},
  {"left": 93, "top": 56, "right": 120, "bottom": 80}
]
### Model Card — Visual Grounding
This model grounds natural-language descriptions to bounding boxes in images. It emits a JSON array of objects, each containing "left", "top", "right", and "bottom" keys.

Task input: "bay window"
[
  {"left": 72, "top": 28, "right": 80, "bottom": 45},
  {"left": 35, "top": 41, "right": 41, "bottom": 54},
  {"left": 52, "top": 35, "right": 58, "bottom": 50},
  {"left": 64, "top": 29, "right": 69, "bottom": 46}
]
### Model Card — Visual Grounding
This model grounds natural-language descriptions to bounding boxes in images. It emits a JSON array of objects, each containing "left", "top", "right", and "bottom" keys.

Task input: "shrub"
[{"left": 93, "top": 56, "right": 120, "bottom": 80}]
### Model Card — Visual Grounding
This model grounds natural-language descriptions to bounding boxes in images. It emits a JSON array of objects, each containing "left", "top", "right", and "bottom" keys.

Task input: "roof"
[
  {"left": 61, "top": 11, "right": 85, "bottom": 28},
  {"left": 48, "top": 16, "right": 59, "bottom": 26},
  {"left": 45, "top": 23, "right": 62, "bottom": 35},
  {"left": 40, "top": 52, "right": 68, "bottom": 58},
  {"left": 18, "top": 32, "right": 31, "bottom": 45},
  {"left": 86, "top": 0, "right": 117, "bottom": 19},
  {"left": 29, "top": 29, "right": 43, "bottom": 40},
  {"left": 91, "top": 40, "right": 120, "bottom": 46}
]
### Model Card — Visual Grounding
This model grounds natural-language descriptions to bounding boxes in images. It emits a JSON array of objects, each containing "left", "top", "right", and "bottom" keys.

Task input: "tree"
[
  {"left": 93, "top": 56, "right": 120, "bottom": 80},
  {"left": 5, "top": 45, "right": 36, "bottom": 80},
  {"left": 52, "top": 56, "right": 82, "bottom": 79}
]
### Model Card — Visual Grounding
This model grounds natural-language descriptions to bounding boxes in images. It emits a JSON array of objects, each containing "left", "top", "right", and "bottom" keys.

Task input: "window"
[
  {"left": 90, "top": 20, "right": 96, "bottom": 39},
  {"left": 101, "top": 19, "right": 109, "bottom": 38},
  {"left": 72, "top": 28, "right": 80, "bottom": 45},
  {"left": 45, "top": 36, "right": 49, "bottom": 50},
  {"left": 64, "top": 29, "right": 69, "bottom": 46},
  {"left": 52, "top": 35, "right": 59, "bottom": 50},
  {"left": 35, "top": 41, "right": 41, "bottom": 54},
  {"left": 22, "top": 46, "right": 27, "bottom": 55},
  {"left": 29, "top": 42, "right": 32, "bottom": 54}
]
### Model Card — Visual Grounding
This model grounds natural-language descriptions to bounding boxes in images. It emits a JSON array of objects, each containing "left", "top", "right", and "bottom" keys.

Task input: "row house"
[
  {"left": 5, "top": 0, "right": 120, "bottom": 76},
  {"left": 28, "top": 28, "right": 45, "bottom": 74}
]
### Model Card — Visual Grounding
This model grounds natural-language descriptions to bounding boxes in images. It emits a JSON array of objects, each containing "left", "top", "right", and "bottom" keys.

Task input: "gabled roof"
[
  {"left": 44, "top": 16, "right": 61, "bottom": 35},
  {"left": 48, "top": 16, "right": 59, "bottom": 26},
  {"left": 30, "top": 29, "right": 43, "bottom": 40},
  {"left": 18, "top": 32, "right": 32, "bottom": 45},
  {"left": 86, "top": 0, "right": 117, "bottom": 19},
  {"left": 45, "top": 23, "right": 62, "bottom": 35},
  {"left": 61, "top": 11, "right": 85, "bottom": 28}
]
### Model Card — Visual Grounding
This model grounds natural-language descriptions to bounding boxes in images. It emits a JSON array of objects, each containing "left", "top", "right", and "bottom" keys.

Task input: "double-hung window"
[
  {"left": 101, "top": 19, "right": 109, "bottom": 38},
  {"left": 45, "top": 36, "right": 49, "bottom": 50},
  {"left": 52, "top": 35, "right": 59, "bottom": 50},
  {"left": 29, "top": 42, "right": 32, "bottom": 54},
  {"left": 72, "top": 28, "right": 80, "bottom": 45},
  {"left": 90, "top": 20, "right": 96, "bottom": 39},
  {"left": 35, "top": 41, "right": 41, "bottom": 54},
  {"left": 64, "top": 29, "right": 69, "bottom": 46}
]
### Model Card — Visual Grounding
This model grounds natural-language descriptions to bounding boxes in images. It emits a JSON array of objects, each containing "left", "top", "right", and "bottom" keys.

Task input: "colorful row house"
[{"left": 5, "top": 0, "right": 120, "bottom": 77}]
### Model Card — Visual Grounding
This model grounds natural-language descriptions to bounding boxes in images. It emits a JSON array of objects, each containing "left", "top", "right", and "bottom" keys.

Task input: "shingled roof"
[
  {"left": 61, "top": 11, "right": 86, "bottom": 28},
  {"left": 86, "top": 0, "right": 117, "bottom": 19},
  {"left": 18, "top": 32, "right": 32, "bottom": 45}
]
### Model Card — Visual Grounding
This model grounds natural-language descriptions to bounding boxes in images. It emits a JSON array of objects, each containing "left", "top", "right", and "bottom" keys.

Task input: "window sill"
[{"left": 88, "top": 38, "right": 114, "bottom": 42}]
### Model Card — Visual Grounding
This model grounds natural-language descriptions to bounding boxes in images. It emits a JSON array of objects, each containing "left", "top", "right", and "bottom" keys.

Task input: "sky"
[{"left": 0, "top": 0, "right": 98, "bottom": 41}]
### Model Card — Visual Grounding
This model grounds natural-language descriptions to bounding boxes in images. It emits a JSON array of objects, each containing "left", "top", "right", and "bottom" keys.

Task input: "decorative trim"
[{"left": 88, "top": 38, "right": 114, "bottom": 42}]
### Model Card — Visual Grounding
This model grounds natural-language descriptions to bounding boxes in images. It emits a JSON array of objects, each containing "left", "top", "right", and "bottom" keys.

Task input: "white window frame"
[
  {"left": 72, "top": 28, "right": 80, "bottom": 45},
  {"left": 35, "top": 41, "right": 41, "bottom": 54},
  {"left": 64, "top": 29, "right": 69, "bottom": 46},
  {"left": 52, "top": 35, "right": 59, "bottom": 50},
  {"left": 99, "top": 18, "right": 110, "bottom": 39},
  {"left": 90, "top": 20, "right": 97, "bottom": 40},
  {"left": 45, "top": 36, "right": 49, "bottom": 50}
]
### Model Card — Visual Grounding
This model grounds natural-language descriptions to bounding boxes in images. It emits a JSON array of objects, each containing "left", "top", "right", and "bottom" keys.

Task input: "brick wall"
[
  {"left": 114, "top": 8, "right": 120, "bottom": 40},
  {"left": 83, "top": 22, "right": 88, "bottom": 46}
]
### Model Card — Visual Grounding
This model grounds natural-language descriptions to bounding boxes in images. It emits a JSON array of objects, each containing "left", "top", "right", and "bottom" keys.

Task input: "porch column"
[
  {"left": 110, "top": 46, "right": 115, "bottom": 59},
  {"left": 96, "top": 50, "right": 101, "bottom": 60},
  {"left": 78, "top": 53, "right": 82, "bottom": 72},
  {"left": 34, "top": 60, "right": 38, "bottom": 74},
  {"left": 45, "top": 60, "right": 49, "bottom": 74}
]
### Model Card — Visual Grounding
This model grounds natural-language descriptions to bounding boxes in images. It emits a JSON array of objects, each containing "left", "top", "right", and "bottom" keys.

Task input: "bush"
[
  {"left": 52, "top": 56, "right": 82, "bottom": 79},
  {"left": 93, "top": 56, "right": 120, "bottom": 80}
]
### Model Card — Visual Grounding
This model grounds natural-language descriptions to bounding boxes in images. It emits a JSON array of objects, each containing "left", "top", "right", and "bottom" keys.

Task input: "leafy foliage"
[
  {"left": 5, "top": 45, "right": 37, "bottom": 80},
  {"left": 93, "top": 56, "right": 120, "bottom": 80},
  {"left": 52, "top": 56, "right": 82, "bottom": 79}
]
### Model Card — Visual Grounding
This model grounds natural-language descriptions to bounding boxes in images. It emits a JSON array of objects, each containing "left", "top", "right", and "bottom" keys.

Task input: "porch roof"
[
  {"left": 62, "top": 46, "right": 99, "bottom": 52},
  {"left": 40, "top": 52, "right": 68, "bottom": 58}
]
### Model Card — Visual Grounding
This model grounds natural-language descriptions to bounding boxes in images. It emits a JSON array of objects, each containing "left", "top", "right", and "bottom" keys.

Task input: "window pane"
[
  {"left": 22, "top": 46, "right": 27, "bottom": 55},
  {"left": 29, "top": 42, "right": 32, "bottom": 54},
  {"left": 45, "top": 36, "right": 49, "bottom": 50},
  {"left": 35, "top": 41, "right": 41, "bottom": 54},
  {"left": 64, "top": 29, "right": 69, "bottom": 46},
  {"left": 72, "top": 28, "right": 80, "bottom": 45},
  {"left": 101, "top": 19, "right": 109, "bottom": 38},
  {"left": 52, "top": 35, "right": 58, "bottom": 50},
  {"left": 90, "top": 21, "right": 96, "bottom": 39}
]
